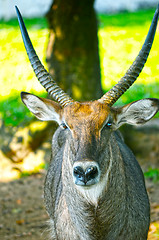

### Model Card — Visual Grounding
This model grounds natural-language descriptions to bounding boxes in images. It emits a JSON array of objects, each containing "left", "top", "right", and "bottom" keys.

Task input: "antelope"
[{"left": 16, "top": 6, "right": 159, "bottom": 240}]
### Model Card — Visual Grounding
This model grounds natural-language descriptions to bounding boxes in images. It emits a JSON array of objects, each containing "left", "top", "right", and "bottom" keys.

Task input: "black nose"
[{"left": 73, "top": 165, "right": 98, "bottom": 186}]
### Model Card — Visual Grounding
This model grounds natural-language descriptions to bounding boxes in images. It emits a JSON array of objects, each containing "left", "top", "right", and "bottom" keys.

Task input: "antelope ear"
[
  {"left": 21, "top": 92, "right": 62, "bottom": 124},
  {"left": 114, "top": 98, "right": 159, "bottom": 128}
]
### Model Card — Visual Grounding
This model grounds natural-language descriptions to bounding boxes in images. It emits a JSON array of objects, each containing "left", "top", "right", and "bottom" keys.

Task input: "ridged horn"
[
  {"left": 15, "top": 6, "right": 74, "bottom": 107},
  {"left": 100, "top": 6, "right": 159, "bottom": 106}
]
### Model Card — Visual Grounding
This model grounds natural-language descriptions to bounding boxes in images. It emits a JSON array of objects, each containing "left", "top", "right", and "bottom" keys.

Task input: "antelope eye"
[
  {"left": 103, "top": 121, "right": 112, "bottom": 130},
  {"left": 61, "top": 122, "right": 68, "bottom": 129},
  {"left": 106, "top": 122, "right": 112, "bottom": 127}
]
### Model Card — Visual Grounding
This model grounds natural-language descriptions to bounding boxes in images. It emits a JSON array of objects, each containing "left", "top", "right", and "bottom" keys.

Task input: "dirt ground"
[
  {"left": 0, "top": 169, "right": 159, "bottom": 240},
  {"left": 0, "top": 173, "right": 49, "bottom": 240}
]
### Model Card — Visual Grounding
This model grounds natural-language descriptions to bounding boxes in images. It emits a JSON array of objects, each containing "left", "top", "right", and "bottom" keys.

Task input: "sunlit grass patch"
[
  {"left": 98, "top": 8, "right": 159, "bottom": 107},
  {"left": 0, "top": 18, "right": 49, "bottom": 126},
  {"left": 0, "top": 20, "right": 48, "bottom": 97},
  {"left": 148, "top": 221, "right": 159, "bottom": 239}
]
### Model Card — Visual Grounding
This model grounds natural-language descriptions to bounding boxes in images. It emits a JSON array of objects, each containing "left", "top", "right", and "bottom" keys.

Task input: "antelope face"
[{"left": 62, "top": 101, "right": 111, "bottom": 187}]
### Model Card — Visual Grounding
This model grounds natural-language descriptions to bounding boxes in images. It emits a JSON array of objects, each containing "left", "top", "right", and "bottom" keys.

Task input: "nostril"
[
  {"left": 85, "top": 166, "right": 98, "bottom": 181},
  {"left": 73, "top": 166, "right": 84, "bottom": 179}
]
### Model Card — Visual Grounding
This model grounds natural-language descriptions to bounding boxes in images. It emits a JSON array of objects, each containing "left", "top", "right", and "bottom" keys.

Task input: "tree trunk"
[{"left": 46, "top": 0, "right": 103, "bottom": 101}]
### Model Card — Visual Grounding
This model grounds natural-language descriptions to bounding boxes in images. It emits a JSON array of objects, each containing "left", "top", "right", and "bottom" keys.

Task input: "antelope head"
[{"left": 16, "top": 6, "right": 159, "bottom": 189}]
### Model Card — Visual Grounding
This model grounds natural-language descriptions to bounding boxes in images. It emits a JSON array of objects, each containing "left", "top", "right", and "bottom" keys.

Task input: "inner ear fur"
[
  {"left": 112, "top": 98, "right": 159, "bottom": 129},
  {"left": 21, "top": 92, "right": 63, "bottom": 123}
]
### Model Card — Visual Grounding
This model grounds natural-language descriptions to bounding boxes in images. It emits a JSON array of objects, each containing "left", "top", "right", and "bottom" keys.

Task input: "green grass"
[
  {"left": 19, "top": 162, "right": 47, "bottom": 178},
  {"left": 0, "top": 18, "right": 48, "bottom": 126},
  {"left": 0, "top": 9, "right": 159, "bottom": 127},
  {"left": 144, "top": 168, "right": 159, "bottom": 182}
]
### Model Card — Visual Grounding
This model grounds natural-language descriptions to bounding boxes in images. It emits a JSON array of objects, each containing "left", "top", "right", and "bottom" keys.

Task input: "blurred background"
[{"left": 0, "top": 0, "right": 159, "bottom": 239}]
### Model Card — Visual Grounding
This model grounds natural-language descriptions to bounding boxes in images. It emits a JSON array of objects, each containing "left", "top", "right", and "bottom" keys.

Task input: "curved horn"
[
  {"left": 15, "top": 6, "right": 74, "bottom": 107},
  {"left": 100, "top": 6, "right": 159, "bottom": 106}
]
